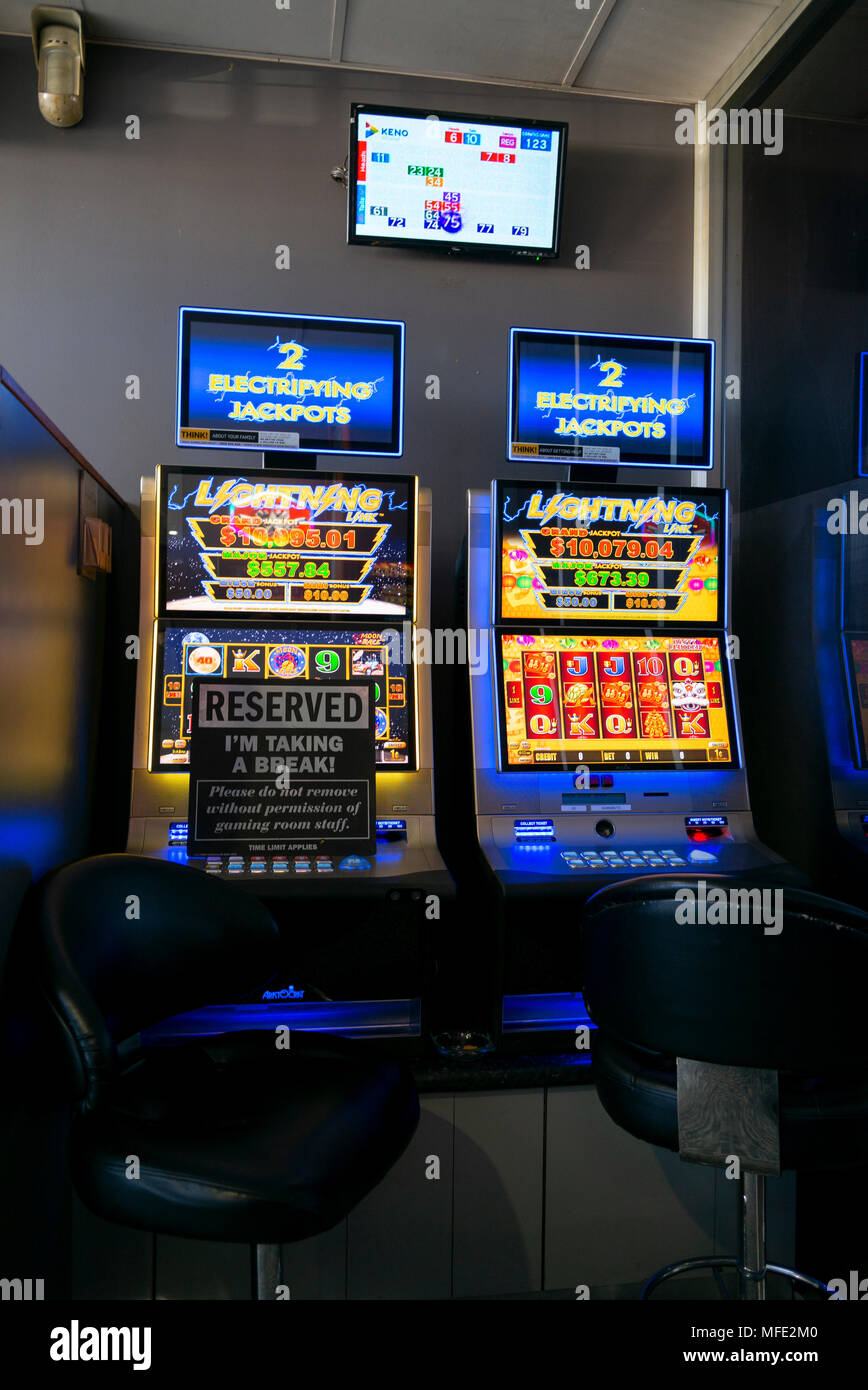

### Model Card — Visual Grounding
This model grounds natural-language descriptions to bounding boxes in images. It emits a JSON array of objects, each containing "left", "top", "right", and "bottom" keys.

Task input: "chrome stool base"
[{"left": 642, "top": 1255, "right": 830, "bottom": 1301}]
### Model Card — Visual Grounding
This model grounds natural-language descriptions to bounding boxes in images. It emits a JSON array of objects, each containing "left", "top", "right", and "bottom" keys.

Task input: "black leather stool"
[
  {"left": 38, "top": 854, "right": 419, "bottom": 1299},
  {"left": 582, "top": 876, "right": 868, "bottom": 1300}
]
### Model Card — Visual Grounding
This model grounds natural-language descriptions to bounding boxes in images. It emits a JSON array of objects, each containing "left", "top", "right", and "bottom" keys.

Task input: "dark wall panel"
[{"left": 739, "top": 117, "right": 868, "bottom": 509}]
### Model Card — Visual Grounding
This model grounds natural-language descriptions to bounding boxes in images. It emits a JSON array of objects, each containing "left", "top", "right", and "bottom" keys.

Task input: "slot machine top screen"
[
  {"left": 157, "top": 466, "right": 416, "bottom": 622},
  {"left": 177, "top": 307, "right": 404, "bottom": 456},
  {"left": 509, "top": 328, "right": 714, "bottom": 468},
  {"left": 348, "top": 104, "right": 567, "bottom": 258},
  {"left": 497, "top": 632, "right": 736, "bottom": 772},
  {"left": 495, "top": 482, "right": 725, "bottom": 626}
]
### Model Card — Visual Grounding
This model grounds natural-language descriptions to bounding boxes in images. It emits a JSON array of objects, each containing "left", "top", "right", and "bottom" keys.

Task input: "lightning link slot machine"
[
  {"left": 467, "top": 327, "right": 797, "bottom": 1039},
  {"left": 127, "top": 306, "right": 453, "bottom": 1036}
]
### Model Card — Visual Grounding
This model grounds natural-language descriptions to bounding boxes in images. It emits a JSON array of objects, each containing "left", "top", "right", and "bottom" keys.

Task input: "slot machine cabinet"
[
  {"left": 127, "top": 466, "right": 453, "bottom": 1014},
  {"left": 737, "top": 481, "right": 868, "bottom": 906},
  {"left": 467, "top": 482, "right": 797, "bottom": 1030}
]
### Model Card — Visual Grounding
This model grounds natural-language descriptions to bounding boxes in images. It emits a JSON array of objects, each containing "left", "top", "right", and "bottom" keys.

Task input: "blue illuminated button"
[
  {"left": 561, "top": 851, "right": 579, "bottom": 861},
  {"left": 688, "top": 848, "right": 718, "bottom": 863},
  {"left": 339, "top": 856, "right": 371, "bottom": 872}
]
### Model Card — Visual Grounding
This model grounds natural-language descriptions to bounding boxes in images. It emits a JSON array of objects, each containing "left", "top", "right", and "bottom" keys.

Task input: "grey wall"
[{"left": 0, "top": 36, "right": 694, "bottom": 840}]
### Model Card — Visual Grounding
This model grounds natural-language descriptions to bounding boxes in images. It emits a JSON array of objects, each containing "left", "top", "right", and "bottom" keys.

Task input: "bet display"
[
  {"left": 159, "top": 467, "right": 415, "bottom": 620},
  {"left": 509, "top": 329, "right": 713, "bottom": 468},
  {"left": 177, "top": 307, "right": 404, "bottom": 456},
  {"left": 498, "top": 632, "right": 735, "bottom": 771},
  {"left": 350, "top": 105, "right": 566, "bottom": 256},
  {"left": 152, "top": 624, "right": 414, "bottom": 772},
  {"left": 496, "top": 483, "right": 723, "bottom": 625}
]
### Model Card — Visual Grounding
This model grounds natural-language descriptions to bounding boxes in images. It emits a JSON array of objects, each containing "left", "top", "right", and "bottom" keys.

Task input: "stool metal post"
[
  {"left": 739, "top": 1172, "right": 767, "bottom": 1300},
  {"left": 253, "top": 1243, "right": 284, "bottom": 1300}
]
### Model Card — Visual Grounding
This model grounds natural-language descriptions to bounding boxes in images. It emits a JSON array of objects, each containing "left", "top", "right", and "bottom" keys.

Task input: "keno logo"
[{"left": 380, "top": 127, "right": 408, "bottom": 137}]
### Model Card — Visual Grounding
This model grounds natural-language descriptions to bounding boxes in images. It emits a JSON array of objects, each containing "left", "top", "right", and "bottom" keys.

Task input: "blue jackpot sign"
[
  {"left": 177, "top": 306, "right": 404, "bottom": 458},
  {"left": 508, "top": 328, "right": 714, "bottom": 470}
]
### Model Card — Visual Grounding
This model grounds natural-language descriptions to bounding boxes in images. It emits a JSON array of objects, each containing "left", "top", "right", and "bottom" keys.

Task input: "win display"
[
  {"left": 151, "top": 624, "right": 415, "bottom": 772},
  {"left": 498, "top": 633, "right": 735, "bottom": 771},
  {"left": 159, "top": 467, "right": 416, "bottom": 621},
  {"left": 496, "top": 483, "right": 723, "bottom": 625}
]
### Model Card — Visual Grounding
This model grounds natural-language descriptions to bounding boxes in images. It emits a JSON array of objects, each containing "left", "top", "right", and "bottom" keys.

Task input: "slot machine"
[
  {"left": 467, "top": 327, "right": 797, "bottom": 1037},
  {"left": 127, "top": 463, "right": 451, "bottom": 1026},
  {"left": 126, "top": 305, "right": 452, "bottom": 1036},
  {"left": 738, "top": 477, "right": 868, "bottom": 907}
]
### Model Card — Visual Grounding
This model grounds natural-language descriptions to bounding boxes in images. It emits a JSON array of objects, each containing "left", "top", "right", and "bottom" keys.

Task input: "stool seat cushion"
[
  {"left": 71, "top": 1035, "right": 419, "bottom": 1242},
  {"left": 593, "top": 1030, "right": 868, "bottom": 1172}
]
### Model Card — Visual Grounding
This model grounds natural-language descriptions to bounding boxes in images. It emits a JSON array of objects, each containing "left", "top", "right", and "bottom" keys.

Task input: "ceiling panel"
[
  {"left": 1, "top": 0, "right": 335, "bottom": 59},
  {"left": 576, "top": 0, "right": 779, "bottom": 100},
  {"left": 341, "top": 0, "right": 604, "bottom": 85},
  {"left": 0, "top": 0, "right": 843, "bottom": 109}
]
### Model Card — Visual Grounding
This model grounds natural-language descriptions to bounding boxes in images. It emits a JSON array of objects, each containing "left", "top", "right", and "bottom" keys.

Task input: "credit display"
[
  {"left": 509, "top": 328, "right": 714, "bottom": 468},
  {"left": 498, "top": 633, "right": 735, "bottom": 771},
  {"left": 496, "top": 483, "right": 723, "bottom": 625},
  {"left": 349, "top": 104, "right": 567, "bottom": 257},
  {"left": 177, "top": 307, "right": 404, "bottom": 456},
  {"left": 151, "top": 624, "right": 414, "bottom": 771},
  {"left": 159, "top": 467, "right": 415, "bottom": 620},
  {"left": 844, "top": 634, "right": 868, "bottom": 769}
]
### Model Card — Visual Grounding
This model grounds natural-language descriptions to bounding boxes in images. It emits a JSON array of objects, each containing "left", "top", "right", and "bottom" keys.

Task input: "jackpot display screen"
[
  {"left": 508, "top": 328, "right": 714, "bottom": 468},
  {"left": 177, "top": 307, "right": 404, "bottom": 456},
  {"left": 844, "top": 634, "right": 868, "bottom": 768},
  {"left": 496, "top": 483, "right": 724, "bottom": 625},
  {"left": 349, "top": 104, "right": 567, "bottom": 257},
  {"left": 497, "top": 632, "right": 736, "bottom": 771},
  {"left": 151, "top": 624, "right": 415, "bottom": 771},
  {"left": 158, "top": 467, "right": 416, "bottom": 620}
]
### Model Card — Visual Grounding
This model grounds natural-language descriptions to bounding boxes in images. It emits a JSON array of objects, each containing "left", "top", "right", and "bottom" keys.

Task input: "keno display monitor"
[
  {"left": 157, "top": 465, "right": 416, "bottom": 622},
  {"left": 177, "top": 306, "right": 404, "bottom": 456},
  {"left": 509, "top": 328, "right": 714, "bottom": 468},
  {"left": 497, "top": 632, "right": 736, "bottom": 772},
  {"left": 495, "top": 482, "right": 725, "bottom": 626},
  {"left": 348, "top": 104, "right": 567, "bottom": 259}
]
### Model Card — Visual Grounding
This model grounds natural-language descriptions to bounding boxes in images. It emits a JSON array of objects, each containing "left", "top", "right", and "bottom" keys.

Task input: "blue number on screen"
[
  {"left": 439, "top": 212, "right": 463, "bottom": 234},
  {"left": 520, "top": 131, "right": 552, "bottom": 151}
]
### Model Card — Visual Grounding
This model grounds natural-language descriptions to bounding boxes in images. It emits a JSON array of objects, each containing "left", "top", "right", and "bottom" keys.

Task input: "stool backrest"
[
  {"left": 39, "top": 854, "right": 280, "bottom": 1108},
  {"left": 582, "top": 876, "right": 868, "bottom": 1070}
]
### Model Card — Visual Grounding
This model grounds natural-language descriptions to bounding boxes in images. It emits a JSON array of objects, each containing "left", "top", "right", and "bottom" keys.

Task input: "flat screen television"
[
  {"left": 157, "top": 465, "right": 416, "bottom": 622},
  {"left": 348, "top": 103, "right": 567, "bottom": 259},
  {"left": 494, "top": 481, "right": 725, "bottom": 626},
  {"left": 150, "top": 622, "right": 415, "bottom": 772},
  {"left": 508, "top": 328, "right": 714, "bottom": 468},
  {"left": 176, "top": 306, "right": 404, "bottom": 456},
  {"left": 496, "top": 630, "right": 736, "bottom": 772}
]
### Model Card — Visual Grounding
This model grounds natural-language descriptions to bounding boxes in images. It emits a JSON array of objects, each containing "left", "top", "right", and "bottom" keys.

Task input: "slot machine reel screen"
[
  {"left": 177, "top": 306, "right": 404, "bottom": 456},
  {"left": 497, "top": 631, "right": 737, "bottom": 772},
  {"left": 495, "top": 482, "right": 724, "bottom": 626},
  {"left": 348, "top": 104, "right": 567, "bottom": 259},
  {"left": 508, "top": 328, "right": 714, "bottom": 468},
  {"left": 158, "top": 466, "right": 416, "bottom": 622},
  {"left": 151, "top": 624, "right": 415, "bottom": 772}
]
